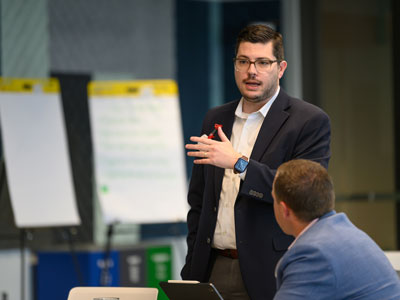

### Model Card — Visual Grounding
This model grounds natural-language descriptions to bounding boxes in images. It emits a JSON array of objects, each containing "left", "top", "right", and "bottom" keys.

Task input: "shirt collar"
[
  {"left": 235, "top": 86, "right": 280, "bottom": 119},
  {"left": 288, "top": 217, "right": 319, "bottom": 250}
]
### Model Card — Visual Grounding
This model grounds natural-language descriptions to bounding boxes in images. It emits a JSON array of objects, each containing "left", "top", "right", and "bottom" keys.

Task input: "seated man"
[{"left": 272, "top": 159, "right": 400, "bottom": 300}]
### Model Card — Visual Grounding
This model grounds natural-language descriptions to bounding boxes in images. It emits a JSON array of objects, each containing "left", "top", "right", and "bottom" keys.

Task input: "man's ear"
[
  {"left": 280, "top": 200, "right": 291, "bottom": 218},
  {"left": 278, "top": 60, "right": 287, "bottom": 79}
]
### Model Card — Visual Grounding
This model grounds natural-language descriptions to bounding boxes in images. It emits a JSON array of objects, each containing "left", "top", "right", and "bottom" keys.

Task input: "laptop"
[
  {"left": 159, "top": 280, "right": 224, "bottom": 300},
  {"left": 67, "top": 287, "right": 158, "bottom": 300}
]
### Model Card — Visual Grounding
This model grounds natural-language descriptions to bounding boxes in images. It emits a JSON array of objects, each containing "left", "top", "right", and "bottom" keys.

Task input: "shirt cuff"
[{"left": 239, "top": 169, "right": 247, "bottom": 180}]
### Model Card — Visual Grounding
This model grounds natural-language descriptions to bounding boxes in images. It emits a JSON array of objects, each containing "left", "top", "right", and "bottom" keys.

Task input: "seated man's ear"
[{"left": 280, "top": 201, "right": 291, "bottom": 218}]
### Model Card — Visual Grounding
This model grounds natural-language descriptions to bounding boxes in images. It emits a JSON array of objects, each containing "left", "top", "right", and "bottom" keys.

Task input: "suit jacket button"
[
  {"left": 207, "top": 238, "right": 211, "bottom": 244},
  {"left": 214, "top": 206, "right": 217, "bottom": 212}
]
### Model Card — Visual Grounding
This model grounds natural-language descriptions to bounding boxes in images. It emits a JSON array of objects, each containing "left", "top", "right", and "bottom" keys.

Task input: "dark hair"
[
  {"left": 235, "top": 24, "right": 285, "bottom": 61},
  {"left": 273, "top": 159, "right": 335, "bottom": 222}
]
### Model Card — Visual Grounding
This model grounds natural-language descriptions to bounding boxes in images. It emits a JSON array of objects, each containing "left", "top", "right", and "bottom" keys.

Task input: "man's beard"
[
  {"left": 244, "top": 80, "right": 278, "bottom": 103},
  {"left": 243, "top": 72, "right": 279, "bottom": 103}
]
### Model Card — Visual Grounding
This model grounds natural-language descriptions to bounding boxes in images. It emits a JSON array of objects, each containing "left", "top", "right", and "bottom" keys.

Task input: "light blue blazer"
[{"left": 274, "top": 211, "right": 400, "bottom": 300}]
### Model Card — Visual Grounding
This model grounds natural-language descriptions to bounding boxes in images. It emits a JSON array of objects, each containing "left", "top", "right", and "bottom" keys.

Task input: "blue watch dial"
[{"left": 234, "top": 157, "right": 248, "bottom": 173}]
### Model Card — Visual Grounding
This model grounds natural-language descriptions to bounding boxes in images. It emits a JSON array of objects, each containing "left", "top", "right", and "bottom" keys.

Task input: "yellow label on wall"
[
  {"left": 0, "top": 78, "right": 60, "bottom": 93},
  {"left": 88, "top": 79, "right": 178, "bottom": 97}
]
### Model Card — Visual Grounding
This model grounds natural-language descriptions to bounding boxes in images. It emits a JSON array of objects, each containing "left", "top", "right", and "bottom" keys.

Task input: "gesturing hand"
[{"left": 185, "top": 127, "right": 242, "bottom": 169}]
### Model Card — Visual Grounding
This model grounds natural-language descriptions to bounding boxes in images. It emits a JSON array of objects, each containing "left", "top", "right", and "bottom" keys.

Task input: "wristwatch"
[{"left": 234, "top": 156, "right": 249, "bottom": 174}]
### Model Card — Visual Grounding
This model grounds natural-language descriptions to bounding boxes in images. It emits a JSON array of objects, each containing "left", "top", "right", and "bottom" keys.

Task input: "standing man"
[
  {"left": 272, "top": 159, "right": 400, "bottom": 299},
  {"left": 182, "top": 24, "right": 331, "bottom": 300}
]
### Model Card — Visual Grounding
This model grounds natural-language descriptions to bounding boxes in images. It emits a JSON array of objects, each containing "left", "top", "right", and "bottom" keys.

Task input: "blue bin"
[{"left": 36, "top": 250, "right": 120, "bottom": 300}]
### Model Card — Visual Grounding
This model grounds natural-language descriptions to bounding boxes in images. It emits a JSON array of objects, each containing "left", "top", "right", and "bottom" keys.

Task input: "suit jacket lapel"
[
  {"left": 213, "top": 101, "right": 238, "bottom": 202},
  {"left": 250, "top": 90, "right": 291, "bottom": 161}
]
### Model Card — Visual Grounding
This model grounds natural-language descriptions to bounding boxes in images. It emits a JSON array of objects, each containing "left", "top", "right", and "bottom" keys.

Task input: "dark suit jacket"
[{"left": 181, "top": 89, "right": 331, "bottom": 300}]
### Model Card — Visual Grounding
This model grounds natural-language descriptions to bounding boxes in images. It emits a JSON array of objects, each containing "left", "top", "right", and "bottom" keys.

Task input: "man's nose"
[{"left": 248, "top": 62, "right": 258, "bottom": 74}]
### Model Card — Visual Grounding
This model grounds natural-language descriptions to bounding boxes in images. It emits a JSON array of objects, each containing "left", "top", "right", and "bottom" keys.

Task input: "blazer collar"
[
  {"left": 217, "top": 101, "right": 237, "bottom": 140},
  {"left": 250, "top": 89, "right": 291, "bottom": 161},
  {"left": 319, "top": 210, "right": 336, "bottom": 220}
]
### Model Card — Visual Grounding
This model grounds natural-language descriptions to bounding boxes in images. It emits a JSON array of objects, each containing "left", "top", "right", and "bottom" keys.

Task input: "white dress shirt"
[{"left": 212, "top": 87, "right": 280, "bottom": 250}]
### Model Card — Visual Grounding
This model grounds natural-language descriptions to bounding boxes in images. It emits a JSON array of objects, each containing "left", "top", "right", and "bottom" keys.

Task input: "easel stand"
[
  {"left": 64, "top": 227, "right": 85, "bottom": 286},
  {"left": 100, "top": 223, "right": 115, "bottom": 286},
  {"left": 19, "top": 229, "right": 25, "bottom": 300}
]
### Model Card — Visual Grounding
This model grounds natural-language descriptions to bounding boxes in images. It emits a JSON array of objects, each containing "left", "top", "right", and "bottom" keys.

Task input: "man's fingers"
[
  {"left": 218, "top": 127, "right": 229, "bottom": 142},
  {"left": 186, "top": 143, "right": 209, "bottom": 152},
  {"left": 190, "top": 136, "right": 212, "bottom": 144},
  {"left": 193, "top": 158, "right": 211, "bottom": 164},
  {"left": 187, "top": 150, "right": 208, "bottom": 157}
]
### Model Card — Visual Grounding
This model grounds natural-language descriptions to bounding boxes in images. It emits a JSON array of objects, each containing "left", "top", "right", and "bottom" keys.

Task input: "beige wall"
[{"left": 319, "top": 0, "right": 396, "bottom": 248}]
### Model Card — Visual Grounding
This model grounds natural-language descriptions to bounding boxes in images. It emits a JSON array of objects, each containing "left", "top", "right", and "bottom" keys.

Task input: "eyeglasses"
[{"left": 233, "top": 58, "right": 280, "bottom": 73}]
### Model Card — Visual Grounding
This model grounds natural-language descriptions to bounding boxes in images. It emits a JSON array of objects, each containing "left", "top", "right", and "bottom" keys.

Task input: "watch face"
[{"left": 235, "top": 158, "right": 248, "bottom": 173}]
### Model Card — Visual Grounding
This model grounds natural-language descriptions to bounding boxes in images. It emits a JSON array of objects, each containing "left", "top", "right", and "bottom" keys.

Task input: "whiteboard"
[
  {"left": 0, "top": 78, "right": 80, "bottom": 227},
  {"left": 88, "top": 80, "right": 188, "bottom": 224}
]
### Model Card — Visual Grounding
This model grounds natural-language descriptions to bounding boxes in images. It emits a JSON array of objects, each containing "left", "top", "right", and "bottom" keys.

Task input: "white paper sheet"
[
  {"left": 0, "top": 79, "right": 80, "bottom": 227},
  {"left": 89, "top": 80, "right": 188, "bottom": 224}
]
